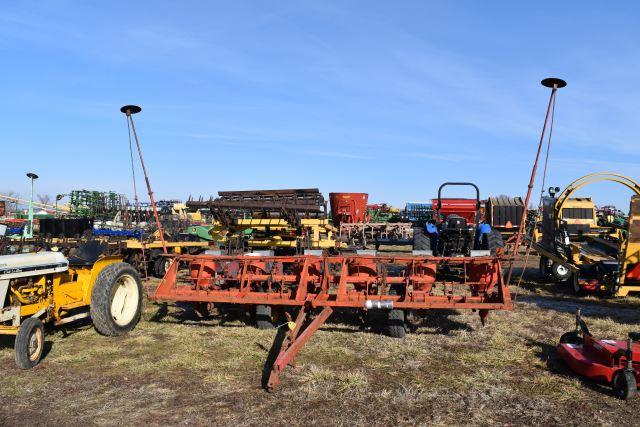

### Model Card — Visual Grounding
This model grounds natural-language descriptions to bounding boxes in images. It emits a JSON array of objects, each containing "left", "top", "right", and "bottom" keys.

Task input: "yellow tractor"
[{"left": 0, "top": 241, "right": 142, "bottom": 368}]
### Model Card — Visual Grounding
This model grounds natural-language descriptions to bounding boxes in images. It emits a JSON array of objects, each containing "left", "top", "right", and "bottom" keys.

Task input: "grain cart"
[{"left": 0, "top": 242, "right": 142, "bottom": 368}]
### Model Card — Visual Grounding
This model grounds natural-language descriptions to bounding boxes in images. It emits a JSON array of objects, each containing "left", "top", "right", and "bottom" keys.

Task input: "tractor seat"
[
  {"left": 68, "top": 241, "right": 108, "bottom": 266},
  {"left": 445, "top": 215, "right": 467, "bottom": 229}
]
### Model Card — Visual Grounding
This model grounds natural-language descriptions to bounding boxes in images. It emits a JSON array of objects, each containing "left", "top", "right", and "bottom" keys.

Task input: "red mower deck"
[{"left": 557, "top": 310, "right": 639, "bottom": 400}]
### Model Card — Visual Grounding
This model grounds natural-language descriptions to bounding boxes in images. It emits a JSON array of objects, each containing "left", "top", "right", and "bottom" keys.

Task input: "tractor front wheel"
[
  {"left": 15, "top": 317, "right": 45, "bottom": 369},
  {"left": 612, "top": 370, "right": 638, "bottom": 400},
  {"left": 90, "top": 262, "right": 143, "bottom": 336}
]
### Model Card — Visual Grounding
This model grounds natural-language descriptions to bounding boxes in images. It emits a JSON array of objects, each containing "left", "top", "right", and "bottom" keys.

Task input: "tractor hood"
[{"left": 0, "top": 251, "right": 69, "bottom": 278}]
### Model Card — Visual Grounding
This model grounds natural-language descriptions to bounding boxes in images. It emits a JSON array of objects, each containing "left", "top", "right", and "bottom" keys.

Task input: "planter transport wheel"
[{"left": 255, "top": 305, "right": 275, "bottom": 329}]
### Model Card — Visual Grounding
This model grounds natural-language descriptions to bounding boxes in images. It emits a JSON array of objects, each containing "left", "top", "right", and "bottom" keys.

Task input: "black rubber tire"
[
  {"left": 612, "top": 370, "right": 638, "bottom": 400},
  {"left": 413, "top": 227, "right": 431, "bottom": 251},
  {"left": 572, "top": 282, "right": 585, "bottom": 296},
  {"left": 255, "top": 305, "right": 274, "bottom": 329},
  {"left": 15, "top": 317, "right": 45, "bottom": 370},
  {"left": 539, "top": 256, "right": 553, "bottom": 279},
  {"left": 559, "top": 331, "right": 582, "bottom": 345},
  {"left": 193, "top": 302, "right": 215, "bottom": 319},
  {"left": 154, "top": 256, "right": 171, "bottom": 278},
  {"left": 90, "top": 262, "right": 143, "bottom": 336},
  {"left": 551, "top": 262, "right": 572, "bottom": 282},
  {"left": 387, "top": 309, "right": 406, "bottom": 339},
  {"left": 486, "top": 229, "right": 504, "bottom": 256}
]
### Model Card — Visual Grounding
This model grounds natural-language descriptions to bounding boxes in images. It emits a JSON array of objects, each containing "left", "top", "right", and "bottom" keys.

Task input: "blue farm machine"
[{"left": 413, "top": 182, "right": 504, "bottom": 257}]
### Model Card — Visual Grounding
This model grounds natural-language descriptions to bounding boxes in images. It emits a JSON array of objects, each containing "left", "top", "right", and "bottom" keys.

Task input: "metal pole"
[
  {"left": 505, "top": 78, "right": 566, "bottom": 286},
  {"left": 24, "top": 172, "right": 38, "bottom": 238},
  {"left": 120, "top": 105, "right": 167, "bottom": 254}
]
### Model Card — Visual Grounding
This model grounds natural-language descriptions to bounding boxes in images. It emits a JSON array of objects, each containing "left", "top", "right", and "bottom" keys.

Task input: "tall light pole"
[
  {"left": 24, "top": 172, "right": 39, "bottom": 238},
  {"left": 121, "top": 105, "right": 167, "bottom": 253}
]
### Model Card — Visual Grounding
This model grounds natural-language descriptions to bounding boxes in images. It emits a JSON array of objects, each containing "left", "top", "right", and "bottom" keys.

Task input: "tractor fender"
[
  {"left": 83, "top": 255, "right": 125, "bottom": 302},
  {"left": 477, "top": 223, "right": 491, "bottom": 235}
]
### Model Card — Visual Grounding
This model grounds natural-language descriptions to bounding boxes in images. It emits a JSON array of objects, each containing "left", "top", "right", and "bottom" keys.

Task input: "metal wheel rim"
[
  {"left": 556, "top": 264, "right": 569, "bottom": 276},
  {"left": 111, "top": 274, "right": 139, "bottom": 326},
  {"left": 28, "top": 327, "right": 43, "bottom": 362}
]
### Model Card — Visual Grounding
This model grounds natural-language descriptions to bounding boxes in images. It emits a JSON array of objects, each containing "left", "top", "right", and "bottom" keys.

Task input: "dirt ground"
[{"left": 1, "top": 257, "right": 639, "bottom": 426}]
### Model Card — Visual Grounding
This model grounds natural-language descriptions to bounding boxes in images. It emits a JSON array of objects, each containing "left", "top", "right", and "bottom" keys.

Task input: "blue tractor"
[{"left": 413, "top": 182, "right": 504, "bottom": 257}]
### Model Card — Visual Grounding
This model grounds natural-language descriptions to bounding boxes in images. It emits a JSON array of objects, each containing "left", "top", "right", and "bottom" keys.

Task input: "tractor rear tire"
[
  {"left": 486, "top": 229, "right": 504, "bottom": 256},
  {"left": 413, "top": 227, "right": 431, "bottom": 251},
  {"left": 15, "top": 317, "right": 45, "bottom": 369},
  {"left": 387, "top": 309, "right": 406, "bottom": 339},
  {"left": 613, "top": 370, "right": 638, "bottom": 400},
  {"left": 90, "top": 262, "right": 143, "bottom": 336},
  {"left": 255, "top": 305, "right": 275, "bottom": 329},
  {"left": 551, "top": 262, "right": 572, "bottom": 283}
]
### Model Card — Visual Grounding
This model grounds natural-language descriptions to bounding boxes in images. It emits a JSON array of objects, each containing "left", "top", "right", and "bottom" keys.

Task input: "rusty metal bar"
[
  {"left": 121, "top": 105, "right": 168, "bottom": 254},
  {"left": 506, "top": 78, "right": 566, "bottom": 285},
  {"left": 265, "top": 306, "right": 334, "bottom": 391}
]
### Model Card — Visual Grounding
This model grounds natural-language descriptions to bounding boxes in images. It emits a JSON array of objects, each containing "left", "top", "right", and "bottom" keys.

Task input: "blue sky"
[{"left": 2, "top": 2, "right": 639, "bottom": 209}]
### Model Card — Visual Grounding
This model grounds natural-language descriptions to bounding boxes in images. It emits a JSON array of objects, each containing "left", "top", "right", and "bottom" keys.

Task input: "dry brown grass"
[{"left": 1, "top": 266, "right": 639, "bottom": 425}]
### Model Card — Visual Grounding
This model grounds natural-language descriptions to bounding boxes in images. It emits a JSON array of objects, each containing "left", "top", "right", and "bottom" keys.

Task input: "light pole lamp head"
[
  {"left": 120, "top": 105, "right": 142, "bottom": 116},
  {"left": 26, "top": 172, "right": 39, "bottom": 180},
  {"left": 56, "top": 194, "right": 65, "bottom": 201},
  {"left": 541, "top": 78, "right": 567, "bottom": 89}
]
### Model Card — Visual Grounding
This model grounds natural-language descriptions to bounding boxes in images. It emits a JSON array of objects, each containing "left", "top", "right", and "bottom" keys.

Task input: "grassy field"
[{"left": 1, "top": 261, "right": 639, "bottom": 425}]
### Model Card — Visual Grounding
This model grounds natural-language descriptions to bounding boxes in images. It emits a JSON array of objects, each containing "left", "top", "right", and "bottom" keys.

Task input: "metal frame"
[
  {"left": 534, "top": 172, "right": 640, "bottom": 296},
  {"left": 151, "top": 252, "right": 512, "bottom": 388}
]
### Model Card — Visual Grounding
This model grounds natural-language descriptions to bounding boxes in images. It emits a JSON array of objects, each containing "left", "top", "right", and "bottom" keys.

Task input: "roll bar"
[{"left": 436, "top": 182, "right": 481, "bottom": 210}]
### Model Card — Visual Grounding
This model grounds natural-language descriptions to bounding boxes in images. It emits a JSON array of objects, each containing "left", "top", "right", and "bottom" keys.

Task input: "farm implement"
[
  {"left": 138, "top": 78, "right": 561, "bottom": 390},
  {"left": 558, "top": 310, "right": 639, "bottom": 400},
  {"left": 151, "top": 251, "right": 513, "bottom": 389},
  {"left": 331, "top": 192, "right": 414, "bottom": 250},
  {"left": 187, "top": 189, "right": 340, "bottom": 254},
  {"left": 531, "top": 173, "right": 640, "bottom": 296}
]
